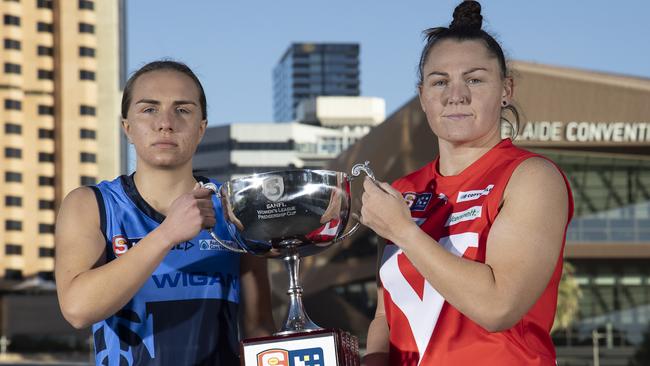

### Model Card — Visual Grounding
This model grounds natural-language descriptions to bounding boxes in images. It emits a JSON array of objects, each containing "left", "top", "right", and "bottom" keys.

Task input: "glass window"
[
  {"left": 5, "top": 172, "right": 22, "bottom": 182},
  {"left": 39, "top": 128, "right": 54, "bottom": 139},
  {"left": 38, "top": 175, "right": 55, "bottom": 185},
  {"left": 79, "top": 70, "right": 95, "bottom": 80},
  {"left": 4, "top": 99, "right": 21, "bottom": 110},
  {"left": 3, "top": 15, "right": 20, "bottom": 26},
  {"left": 37, "top": 22, "right": 53, "bottom": 32},
  {"left": 5, "top": 244, "right": 22, "bottom": 255},
  {"left": 5, "top": 123, "right": 21, "bottom": 134},
  {"left": 37, "top": 45, "right": 54, "bottom": 56},
  {"left": 5, "top": 147, "right": 21, "bottom": 158},
  {"left": 4, "top": 63, "right": 21, "bottom": 74},
  {"left": 5, "top": 196, "right": 22, "bottom": 206},
  {"left": 5, "top": 220, "right": 22, "bottom": 231},
  {"left": 38, "top": 153, "right": 55, "bottom": 163},
  {"left": 80, "top": 152, "right": 96, "bottom": 163},
  {"left": 4, "top": 39, "right": 21, "bottom": 50},
  {"left": 38, "top": 69, "right": 54, "bottom": 80},
  {"left": 78, "top": 22, "right": 95, "bottom": 34}
]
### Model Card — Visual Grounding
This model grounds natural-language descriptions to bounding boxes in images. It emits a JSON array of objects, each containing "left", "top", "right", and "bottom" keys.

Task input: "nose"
[
  {"left": 443, "top": 80, "right": 470, "bottom": 105},
  {"left": 155, "top": 108, "right": 176, "bottom": 132}
]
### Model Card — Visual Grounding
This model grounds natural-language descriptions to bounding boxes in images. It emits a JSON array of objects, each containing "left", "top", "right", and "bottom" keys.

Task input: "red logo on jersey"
[
  {"left": 257, "top": 349, "right": 288, "bottom": 366},
  {"left": 112, "top": 235, "right": 129, "bottom": 256}
]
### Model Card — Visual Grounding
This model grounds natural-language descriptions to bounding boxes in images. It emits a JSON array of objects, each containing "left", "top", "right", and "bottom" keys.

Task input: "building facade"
[
  {"left": 300, "top": 62, "right": 650, "bottom": 365},
  {"left": 273, "top": 43, "right": 360, "bottom": 122},
  {"left": 195, "top": 96, "right": 384, "bottom": 183},
  {"left": 0, "top": 0, "right": 124, "bottom": 283}
]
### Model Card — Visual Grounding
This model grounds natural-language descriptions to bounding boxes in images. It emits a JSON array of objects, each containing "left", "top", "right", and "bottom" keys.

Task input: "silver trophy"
[{"left": 203, "top": 161, "right": 375, "bottom": 335}]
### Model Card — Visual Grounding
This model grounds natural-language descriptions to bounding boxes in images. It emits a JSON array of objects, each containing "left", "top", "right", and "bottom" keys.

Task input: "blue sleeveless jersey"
[{"left": 90, "top": 174, "right": 241, "bottom": 366}]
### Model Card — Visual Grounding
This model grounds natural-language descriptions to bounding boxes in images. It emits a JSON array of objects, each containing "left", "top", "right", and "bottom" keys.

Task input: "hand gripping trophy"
[{"left": 203, "top": 162, "right": 375, "bottom": 366}]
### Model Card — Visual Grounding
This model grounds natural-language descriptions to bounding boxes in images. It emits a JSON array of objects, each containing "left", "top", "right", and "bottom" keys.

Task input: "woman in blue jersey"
[{"left": 54, "top": 60, "right": 275, "bottom": 366}]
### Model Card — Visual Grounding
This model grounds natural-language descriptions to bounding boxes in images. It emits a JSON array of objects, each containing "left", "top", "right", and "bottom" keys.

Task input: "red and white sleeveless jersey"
[{"left": 379, "top": 139, "right": 574, "bottom": 365}]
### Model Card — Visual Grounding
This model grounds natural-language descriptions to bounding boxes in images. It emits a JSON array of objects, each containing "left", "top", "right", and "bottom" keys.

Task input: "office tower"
[
  {"left": 273, "top": 43, "right": 359, "bottom": 122},
  {"left": 1, "top": 0, "right": 124, "bottom": 282}
]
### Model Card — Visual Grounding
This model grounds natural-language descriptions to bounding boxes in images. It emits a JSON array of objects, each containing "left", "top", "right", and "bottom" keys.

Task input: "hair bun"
[{"left": 450, "top": 1, "right": 483, "bottom": 31}]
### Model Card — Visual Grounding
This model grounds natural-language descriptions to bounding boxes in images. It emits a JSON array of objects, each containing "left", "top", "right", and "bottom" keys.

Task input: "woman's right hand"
[{"left": 158, "top": 183, "right": 216, "bottom": 245}]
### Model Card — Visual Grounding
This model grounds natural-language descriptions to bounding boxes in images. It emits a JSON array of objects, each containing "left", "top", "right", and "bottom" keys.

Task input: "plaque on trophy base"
[{"left": 241, "top": 329, "right": 359, "bottom": 366}]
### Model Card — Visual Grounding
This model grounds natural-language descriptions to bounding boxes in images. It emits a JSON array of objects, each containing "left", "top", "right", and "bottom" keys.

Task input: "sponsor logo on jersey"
[
  {"left": 152, "top": 271, "right": 239, "bottom": 290},
  {"left": 456, "top": 184, "right": 494, "bottom": 203},
  {"left": 403, "top": 192, "right": 432, "bottom": 211},
  {"left": 111, "top": 235, "right": 140, "bottom": 256},
  {"left": 171, "top": 241, "right": 194, "bottom": 251},
  {"left": 445, "top": 206, "right": 482, "bottom": 226},
  {"left": 199, "top": 239, "right": 225, "bottom": 251},
  {"left": 257, "top": 347, "right": 324, "bottom": 366}
]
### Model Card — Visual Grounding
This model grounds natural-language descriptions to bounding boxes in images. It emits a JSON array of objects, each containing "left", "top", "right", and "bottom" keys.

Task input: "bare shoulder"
[
  {"left": 57, "top": 186, "right": 100, "bottom": 225},
  {"left": 506, "top": 157, "right": 568, "bottom": 203}
]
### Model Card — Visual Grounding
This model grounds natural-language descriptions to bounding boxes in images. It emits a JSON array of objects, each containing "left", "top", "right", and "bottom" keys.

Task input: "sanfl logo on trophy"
[{"left": 263, "top": 175, "right": 284, "bottom": 202}]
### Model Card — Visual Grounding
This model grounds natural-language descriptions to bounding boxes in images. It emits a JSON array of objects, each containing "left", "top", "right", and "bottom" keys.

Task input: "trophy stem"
[{"left": 276, "top": 252, "right": 322, "bottom": 335}]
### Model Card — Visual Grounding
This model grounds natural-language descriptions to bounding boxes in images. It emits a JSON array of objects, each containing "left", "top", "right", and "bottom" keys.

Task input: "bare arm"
[
  {"left": 361, "top": 158, "right": 569, "bottom": 332},
  {"left": 239, "top": 254, "right": 275, "bottom": 338},
  {"left": 362, "top": 286, "right": 389, "bottom": 366},
  {"left": 55, "top": 185, "right": 216, "bottom": 329}
]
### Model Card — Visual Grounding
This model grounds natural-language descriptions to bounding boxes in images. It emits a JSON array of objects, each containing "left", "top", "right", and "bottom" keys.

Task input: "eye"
[
  {"left": 176, "top": 107, "right": 191, "bottom": 114},
  {"left": 142, "top": 106, "right": 156, "bottom": 113},
  {"left": 467, "top": 78, "right": 482, "bottom": 85},
  {"left": 432, "top": 79, "right": 447, "bottom": 87}
]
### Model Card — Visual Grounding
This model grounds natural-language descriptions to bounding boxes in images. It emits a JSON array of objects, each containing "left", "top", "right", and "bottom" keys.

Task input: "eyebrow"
[
  {"left": 426, "top": 67, "right": 489, "bottom": 78},
  {"left": 134, "top": 99, "right": 197, "bottom": 106}
]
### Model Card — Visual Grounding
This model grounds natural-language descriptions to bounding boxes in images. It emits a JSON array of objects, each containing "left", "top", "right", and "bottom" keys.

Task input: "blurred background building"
[
  {"left": 0, "top": 0, "right": 125, "bottom": 354},
  {"left": 195, "top": 96, "right": 385, "bottom": 182},
  {"left": 273, "top": 43, "right": 360, "bottom": 122}
]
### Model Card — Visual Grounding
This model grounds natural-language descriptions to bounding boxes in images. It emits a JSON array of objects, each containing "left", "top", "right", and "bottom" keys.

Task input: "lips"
[
  {"left": 152, "top": 140, "right": 178, "bottom": 148},
  {"left": 442, "top": 114, "right": 472, "bottom": 121}
]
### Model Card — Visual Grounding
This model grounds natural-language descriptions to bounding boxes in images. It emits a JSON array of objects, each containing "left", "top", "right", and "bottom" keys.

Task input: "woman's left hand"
[{"left": 360, "top": 177, "right": 416, "bottom": 244}]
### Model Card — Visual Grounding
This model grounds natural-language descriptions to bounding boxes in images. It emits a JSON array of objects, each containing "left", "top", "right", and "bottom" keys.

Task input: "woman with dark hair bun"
[{"left": 360, "top": 2, "right": 573, "bottom": 365}]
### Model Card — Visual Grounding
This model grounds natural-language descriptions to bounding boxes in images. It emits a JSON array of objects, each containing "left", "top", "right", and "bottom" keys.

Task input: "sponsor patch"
[
  {"left": 403, "top": 192, "right": 432, "bottom": 211},
  {"left": 456, "top": 184, "right": 494, "bottom": 203},
  {"left": 199, "top": 239, "right": 224, "bottom": 251},
  {"left": 445, "top": 206, "right": 482, "bottom": 227},
  {"left": 111, "top": 235, "right": 140, "bottom": 256},
  {"left": 256, "top": 347, "right": 324, "bottom": 366}
]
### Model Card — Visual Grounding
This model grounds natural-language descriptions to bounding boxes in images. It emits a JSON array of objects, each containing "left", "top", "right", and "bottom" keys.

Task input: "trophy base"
[{"left": 240, "top": 328, "right": 359, "bottom": 366}]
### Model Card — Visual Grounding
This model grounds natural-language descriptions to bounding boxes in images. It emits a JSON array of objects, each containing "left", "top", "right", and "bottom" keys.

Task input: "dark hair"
[
  {"left": 121, "top": 60, "right": 207, "bottom": 120},
  {"left": 417, "top": 1, "right": 520, "bottom": 136}
]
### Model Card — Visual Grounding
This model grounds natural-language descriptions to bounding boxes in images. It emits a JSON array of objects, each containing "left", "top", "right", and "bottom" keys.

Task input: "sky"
[{"left": 127, "top": 0, "right": 650, "bottom": 125}]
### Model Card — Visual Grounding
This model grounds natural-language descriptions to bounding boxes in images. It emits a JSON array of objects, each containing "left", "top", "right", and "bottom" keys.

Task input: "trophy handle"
[
  {"left": 333, "top": 161, "right": 376, "bottom": 243},
  {"left": 200, "top": 182, "right": 247, "bottom": 253}
]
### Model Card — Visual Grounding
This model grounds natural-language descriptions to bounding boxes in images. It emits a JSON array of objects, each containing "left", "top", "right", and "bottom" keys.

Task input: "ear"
[
  {"left": 502, "top": 77, "right": 514, "bottom": 105},
  {"left": 121, "top": 119, "right": 133, "bottom": 144},
  {"left": 197, "top": 119, "right": 207, "bottom": 142}
]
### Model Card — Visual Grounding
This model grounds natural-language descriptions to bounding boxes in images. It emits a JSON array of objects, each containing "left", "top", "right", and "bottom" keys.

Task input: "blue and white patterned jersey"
[{"left": 90, "top": 174, "right": 241, "bottom": 366}]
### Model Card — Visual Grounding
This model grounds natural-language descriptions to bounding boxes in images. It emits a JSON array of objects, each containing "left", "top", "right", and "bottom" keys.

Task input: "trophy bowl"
[{"left": 203, "top": 162, "right": 375, "bottom": 335}]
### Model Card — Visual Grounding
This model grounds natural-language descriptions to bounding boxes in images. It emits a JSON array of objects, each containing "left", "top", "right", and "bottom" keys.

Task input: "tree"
[{"left": 552, "top": 261, "right": 582, "bottom": 333}]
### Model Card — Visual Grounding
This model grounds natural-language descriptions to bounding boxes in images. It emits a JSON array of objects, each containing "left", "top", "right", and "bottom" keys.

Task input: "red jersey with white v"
[{"left": 379, "top": 139, "right": 573, "bottom": 365}]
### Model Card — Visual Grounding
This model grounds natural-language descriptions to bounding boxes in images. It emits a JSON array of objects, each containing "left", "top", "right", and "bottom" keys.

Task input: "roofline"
[{"left": 511, "top": 60, "right": 650, "bottom": 92}]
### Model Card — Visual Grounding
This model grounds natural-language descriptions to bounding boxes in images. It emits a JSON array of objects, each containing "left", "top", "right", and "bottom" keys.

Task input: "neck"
[
  {"left": 133, "top": 161, "right": 197, "bottom": 215},
  {"left": 437, "top": 130, "right": 502, "bottom": 176}
]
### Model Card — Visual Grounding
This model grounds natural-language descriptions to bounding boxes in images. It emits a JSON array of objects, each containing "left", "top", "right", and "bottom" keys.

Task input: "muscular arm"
[
  {"left": 55, "top": 185, "right": 216, "bottom": 329},
  {"left": 362, "top": 286, "right": 389, "bottom": 366},
  {"left": 239, "top": 254, "right": 275, "bottom": 338},
  {"left": 361, "top": 158, "right": 569, "bottom": 332}
]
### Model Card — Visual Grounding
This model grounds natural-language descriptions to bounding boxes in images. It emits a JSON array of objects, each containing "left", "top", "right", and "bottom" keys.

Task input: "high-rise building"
[
  {"left": 273, "top": 43, "right": 360, "bottom": 122},
  {"left": 0, "top": 0, "right": 124, "bottom": 282}
]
